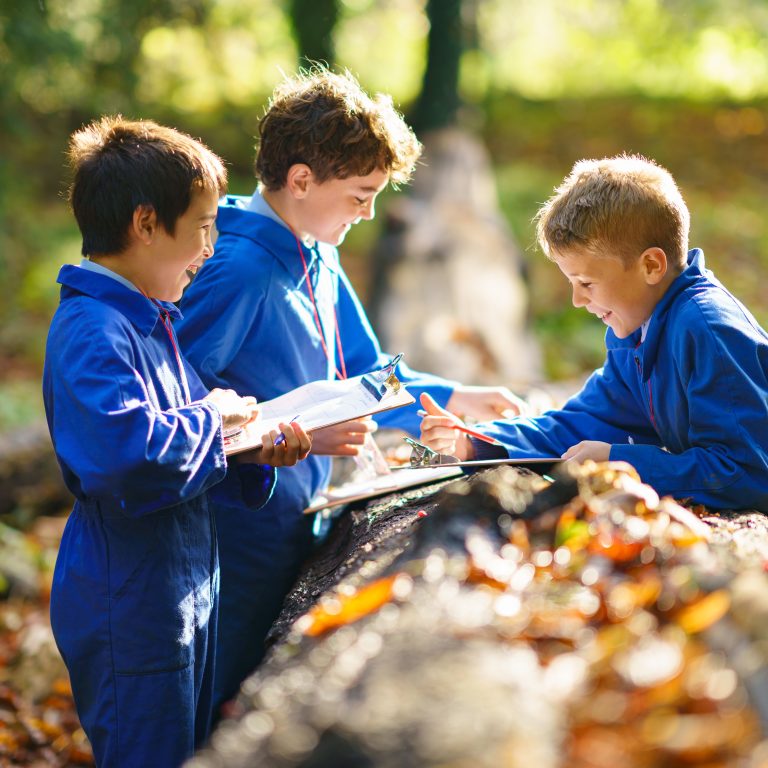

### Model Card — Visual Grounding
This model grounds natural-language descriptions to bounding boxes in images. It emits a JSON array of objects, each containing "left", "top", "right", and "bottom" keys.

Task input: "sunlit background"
[{"left": 2, "top": 0, "right": 768, "bottom": 425}]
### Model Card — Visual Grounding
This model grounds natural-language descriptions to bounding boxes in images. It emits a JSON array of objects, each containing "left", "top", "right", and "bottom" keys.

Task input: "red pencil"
[{"left": 417, "top": 409, "right": 504, "bottom": 447}]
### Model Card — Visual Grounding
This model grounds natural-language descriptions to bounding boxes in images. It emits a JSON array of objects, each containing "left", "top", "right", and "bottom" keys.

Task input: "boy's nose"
[
  {"left": 360, "top": 198, "right": 376, "bottom": 221},
  {"left": 571, "top": 286, "right": 588, "bottom": 308}
]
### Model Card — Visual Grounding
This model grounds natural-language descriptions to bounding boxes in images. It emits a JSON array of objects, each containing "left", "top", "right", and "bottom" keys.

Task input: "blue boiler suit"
[
  {"left": 43, "top": 264, "right": 275, "bottom": 767},
  {"left": 177, "top": 196, "right": 459, "bottom": 707},
  {"left": 473, "top": 249, "right": 768, "bottom": 511}
]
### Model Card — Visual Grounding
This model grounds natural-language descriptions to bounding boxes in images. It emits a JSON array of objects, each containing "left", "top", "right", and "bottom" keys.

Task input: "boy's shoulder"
[
  {"left": 666, "top": 263, "right": 768, "bottom": 345},
  {"left": 52, "top": 264, "right": 163, "bottom": 337},
  {"left": 216, "top": 196, "right": 292, "bottom": 255},
  {"left": 214, "top": 198, "right": 341, "bottom": 274}
]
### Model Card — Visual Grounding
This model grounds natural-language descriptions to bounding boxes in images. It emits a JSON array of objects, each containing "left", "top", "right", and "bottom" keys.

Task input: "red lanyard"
[
  {"left": 294, "top": 233, "right": 347, "bottom": 381},
  {"left": 150, "top": 298, "right": 191, "bottom": 405}
]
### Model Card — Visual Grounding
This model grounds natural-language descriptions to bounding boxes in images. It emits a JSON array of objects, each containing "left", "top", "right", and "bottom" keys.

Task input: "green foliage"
[
  {"left": 489, "top": 95, "right": 768, "bottom": 374},
  {"left": 2, "top": 0, "right": 768, "bottom": 389}
]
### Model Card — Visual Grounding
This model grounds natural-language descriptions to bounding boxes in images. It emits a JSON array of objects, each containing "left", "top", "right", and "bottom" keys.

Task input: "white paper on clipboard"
[
  {"left": 303, "top": 464, "right": 463, "bottom": 514},
  {"left": 223, "top": 373, "right": 415, "bottom": 456}
]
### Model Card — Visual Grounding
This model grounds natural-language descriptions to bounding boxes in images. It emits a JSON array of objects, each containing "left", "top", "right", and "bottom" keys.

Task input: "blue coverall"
[
  {"left": 473, "top": 249, "right": 768, "bottom": 511},
  {"left": 177, "top": 196, "right": 460, "bottom": 707},
  {"left": 43, "top": 264, "right": 275, "bottom": 766}
]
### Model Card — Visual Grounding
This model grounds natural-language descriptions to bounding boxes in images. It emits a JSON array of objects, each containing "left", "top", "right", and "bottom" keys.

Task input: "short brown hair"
[
  {"left": 68, "top": 115, "right": 227, "bottom": 256},
  {"left": 255, "top": 68, "right": 422, "bottom": 191},
  {"left": 535, "top": 154, "right": 690, "bottom": 269}
]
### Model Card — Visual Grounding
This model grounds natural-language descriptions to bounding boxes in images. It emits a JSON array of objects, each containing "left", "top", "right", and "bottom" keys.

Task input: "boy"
[
  {"left": 420, "top": 154, "right": 768, "bottom": 512},
  {"left": 44, "top": 116, "right": 311, "bottom": 767},
  {"left": 176, "top": 68, "right": 525, "bottom": 710}
]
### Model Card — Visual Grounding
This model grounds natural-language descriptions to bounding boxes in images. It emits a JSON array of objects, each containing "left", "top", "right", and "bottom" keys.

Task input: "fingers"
[
  {"left": 205, "top": 388, "right": 260, "bottom": 431},
  {"left": 419, "top": 419, "right": 458, "bottom": 453},
  {"left": 309, "top": 418, "right": 376, "bottom": 455},
  {"left": 242, "top": 395, "right": 260, "bottom": 424},
  {"left": 420, "top": 392, "right": 451, "bottom": 416},
  {"left": 560, "top": 445, "right": 580, "bottom": 461},
  {"left": 260, "top": 422, "right": 312, "bottom": 467},
  {"left": 499, "top": 394, "right": 529, "bottom": 419},
  {"left": 560, "top": 441, "right": 611, "bottom": 463},
  {"left": 444, "top": 385, "right": 529, "bottom": 422}
]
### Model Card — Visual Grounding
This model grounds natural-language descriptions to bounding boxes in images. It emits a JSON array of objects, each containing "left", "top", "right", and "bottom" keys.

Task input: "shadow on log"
[{"left": 190, "top": 463, "right": 768, "bottom": 768}]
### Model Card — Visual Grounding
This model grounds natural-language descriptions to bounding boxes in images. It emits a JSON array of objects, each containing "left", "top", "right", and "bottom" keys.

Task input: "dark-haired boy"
[
  {"left": 176, "top": 68, "right": 525, "bottom": 710},
  {"left": 44, "top": 116, "right": 311, "bottom": 767},
  {"left": 420, "top": 154, "right": 768, "bottom": 511}
]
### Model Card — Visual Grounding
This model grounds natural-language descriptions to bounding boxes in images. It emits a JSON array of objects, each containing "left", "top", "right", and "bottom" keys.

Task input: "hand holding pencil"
[{"left": 418, "top": 392, "right": 504, "bottom": 461}]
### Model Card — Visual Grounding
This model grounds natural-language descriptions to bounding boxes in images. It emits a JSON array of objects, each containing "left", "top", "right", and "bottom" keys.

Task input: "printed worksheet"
[{"left": 223, "top": 373, "right": 415, "bottom": 455}]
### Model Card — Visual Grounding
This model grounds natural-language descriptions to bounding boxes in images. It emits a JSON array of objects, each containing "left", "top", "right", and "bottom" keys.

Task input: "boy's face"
[
  {"left": 553, "top": 246, "right": 665, "bottom": 339},
  {"left": 152, "top": 186, "right": 219, "bottom": 301},
  {"left": 298, "top": 168, "right": 389, "bottom": 245}
]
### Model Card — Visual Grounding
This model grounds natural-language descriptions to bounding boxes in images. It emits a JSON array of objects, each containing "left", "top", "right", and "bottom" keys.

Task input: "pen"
[
  {"left": 274, "top": 414, "right": 301, "bottom": 446},
  {"left": 417, "top": 409, "right": 505, "bottom": 447}
]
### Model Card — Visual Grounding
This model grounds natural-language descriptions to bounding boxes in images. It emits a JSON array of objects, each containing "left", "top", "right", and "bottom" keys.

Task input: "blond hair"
[{"left": 535, "top": 154, "right": 689, "bottom": 269}]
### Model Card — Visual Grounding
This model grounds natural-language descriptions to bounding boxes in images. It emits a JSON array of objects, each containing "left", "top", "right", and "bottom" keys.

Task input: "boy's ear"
[
  {"left": 641, "top": 246, "right": 668, "bottom": 285},
  {"left": 285, "top": 164, "right": 313, "bottom": 199},
  {"left": 132, "top": 205, "right": 158, "bottom": 245}
]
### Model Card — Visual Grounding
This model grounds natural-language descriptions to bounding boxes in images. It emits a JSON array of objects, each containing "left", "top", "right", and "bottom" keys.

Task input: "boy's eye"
[
  {"left": 579, "top": 281, "right": 592, "bottom": 289},
  {"left": 354, "top": 197, "right": 367, "bottom": 205}
]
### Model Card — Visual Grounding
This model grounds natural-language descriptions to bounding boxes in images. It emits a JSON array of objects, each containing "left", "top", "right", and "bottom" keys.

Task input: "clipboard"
[
  {"left": 303, "top": 464, "right": 463, "bottom": 514},
  {"left": 223, "top": 360, "right": 413, "bottom": 456},
  {"left": 399, "top": 437, "right": 560, "bottom": 475},
  {"left": 393, "top": 457, "right": 562, "bottom": 472}
]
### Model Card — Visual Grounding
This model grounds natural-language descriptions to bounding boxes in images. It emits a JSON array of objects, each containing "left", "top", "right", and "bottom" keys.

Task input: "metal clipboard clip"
[
  {"left": 403, "top": 436, "right": 459, "bottom": 467},
  {"left": 361, "top": 353, "right": 404, "bottom": 401}
]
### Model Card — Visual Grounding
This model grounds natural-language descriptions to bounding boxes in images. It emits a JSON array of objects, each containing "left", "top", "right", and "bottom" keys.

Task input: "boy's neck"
[
  {"left": 643, "top": 263, "right": 685, "bottom": 323},
  {"left": 89, "top": 250, "right": 151, "bottom": 296},
  {"left": 260, "top": 187, "right": 307, "bottom": 242}
]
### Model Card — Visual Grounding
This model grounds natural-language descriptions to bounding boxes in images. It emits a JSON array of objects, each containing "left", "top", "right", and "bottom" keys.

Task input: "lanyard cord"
[
  {"left": 148, "top": 297, "right": 191, "bottom": 405},
  {"left": 294, "top": 233, "right": 347, "bottom": 381}
]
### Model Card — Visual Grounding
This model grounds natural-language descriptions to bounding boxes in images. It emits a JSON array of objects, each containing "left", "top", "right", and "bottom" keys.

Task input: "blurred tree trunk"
[
  {"left": 288, "top": 0, "right": 340, "bottom": 67},
  {"left": 410, "top": 0, "right": 462, "bottom": 134},
  {"left": 369, "top": 0, "right": 541, "bottom": 388}
]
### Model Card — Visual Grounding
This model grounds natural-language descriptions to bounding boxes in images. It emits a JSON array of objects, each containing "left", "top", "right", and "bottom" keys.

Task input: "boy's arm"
[
  {"left": 47, "top": 320, "right": 267, "bottom": 516},
  {"left": 609, "top": 320, "right": 768, "bottom": 510},
  {"left": 450, "top": 348, "right": 661, "bottom": 458}
]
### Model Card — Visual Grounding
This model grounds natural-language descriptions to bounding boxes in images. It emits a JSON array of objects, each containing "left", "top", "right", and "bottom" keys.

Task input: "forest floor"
[{"left": 1, "top": 464, "right": 767, "bottom": 767}]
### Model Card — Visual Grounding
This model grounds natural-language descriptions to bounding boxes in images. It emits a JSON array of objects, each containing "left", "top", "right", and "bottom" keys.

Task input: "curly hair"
[
  {"left": 68, "top": 115, "right": 227, "bottom": 256},
  {"left": 535, "top": 154, "right": 690, "bottom": 269},
  {"left": 255, "top": 68, "right": 422, "bottom": 191}
]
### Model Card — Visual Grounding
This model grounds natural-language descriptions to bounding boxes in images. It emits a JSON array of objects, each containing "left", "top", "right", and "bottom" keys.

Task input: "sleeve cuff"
[{"left": 469, "top": 437, "right": 508, "bottom": 461}]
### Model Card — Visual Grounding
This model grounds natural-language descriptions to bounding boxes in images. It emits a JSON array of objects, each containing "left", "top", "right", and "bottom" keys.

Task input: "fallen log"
[{"left": 189, "top": 463, "right": 768, "bottom": 768}]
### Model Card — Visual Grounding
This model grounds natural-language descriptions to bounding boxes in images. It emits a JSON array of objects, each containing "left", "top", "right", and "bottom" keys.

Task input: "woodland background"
[
  {"left": 1, "top": 0, "right": 768, "bottom": 422},
  {"left": 1, "top": 4, "right": 768, "bottom": 764}
]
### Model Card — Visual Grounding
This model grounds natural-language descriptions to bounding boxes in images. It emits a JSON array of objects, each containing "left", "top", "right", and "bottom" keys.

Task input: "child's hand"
[
  {"left": 445, "top": 385, "right": 528, "bottom": 421},
  {"left": 418, "top": 393, "right": 474, "bottom": 460},
  {"left": 310, "top": 418, "right": 377, "bottom": 456},
  {"left": 561, "top": 440, "right": 611, "bottom": 463},
  {"left": 204, "top": 388, "right": 260, "bottom": 432},
  {"left": 236, "top": 421, "right": 312, "bottom": 467}
]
